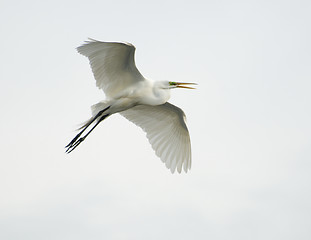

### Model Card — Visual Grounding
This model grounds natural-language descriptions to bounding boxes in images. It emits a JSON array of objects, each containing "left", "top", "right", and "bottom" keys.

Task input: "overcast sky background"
[{"left": 1, "top": 0, "right": 310, "bottom": 239}]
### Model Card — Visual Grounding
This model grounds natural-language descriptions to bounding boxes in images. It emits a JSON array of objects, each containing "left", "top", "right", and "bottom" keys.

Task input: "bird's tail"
[
  {"left": 91, "top": 101, "right": 110, "bottom": 117},
  {"left": 77, "top": 101, "right": 110, "bottom": 130}
]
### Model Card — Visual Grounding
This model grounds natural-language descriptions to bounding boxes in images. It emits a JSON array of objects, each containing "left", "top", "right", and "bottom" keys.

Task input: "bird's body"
[{"left": 66, "top": 39, "right": 196, "bottom": 173}]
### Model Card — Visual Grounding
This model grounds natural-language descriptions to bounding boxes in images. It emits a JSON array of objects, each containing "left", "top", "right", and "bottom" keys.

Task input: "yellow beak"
[{"left": 175, "top": 82, "right": 197, "bottom": 89}]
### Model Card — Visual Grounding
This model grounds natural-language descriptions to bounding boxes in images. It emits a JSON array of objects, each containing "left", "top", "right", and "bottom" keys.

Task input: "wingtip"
[{"left": 76, "top": 38, "right": 98, "bottom": 49}]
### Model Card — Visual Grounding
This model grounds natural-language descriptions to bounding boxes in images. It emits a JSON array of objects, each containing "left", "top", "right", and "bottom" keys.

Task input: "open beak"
[{"left": 175, "top": 82, "right": 197, "bottom": 89}]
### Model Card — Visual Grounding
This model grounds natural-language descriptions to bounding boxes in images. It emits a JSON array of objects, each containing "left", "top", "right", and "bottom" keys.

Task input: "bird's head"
[{"left": 152, "top": 81, "right": 197, "bottom": 104}]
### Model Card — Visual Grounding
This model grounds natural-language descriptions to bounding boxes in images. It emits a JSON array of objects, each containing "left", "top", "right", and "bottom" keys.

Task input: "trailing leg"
[{"left": 65, "top": 106, "right": 110, "bottom": 153}]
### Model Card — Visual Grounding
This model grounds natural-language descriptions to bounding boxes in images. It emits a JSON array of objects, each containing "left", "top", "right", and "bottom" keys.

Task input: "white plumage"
[
  {"left": 77, "top": 40, "right": 144, "bottom": 98},
  {"left": 66, "top": 39, "right": 196, "bottom": 173},
  {"left": 120, "top": 103, "right": 191, "bottom": 173}
]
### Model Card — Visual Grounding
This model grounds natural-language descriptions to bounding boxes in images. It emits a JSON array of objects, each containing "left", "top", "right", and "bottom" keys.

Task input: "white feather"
[
  {"left": 120, "top": 102, "right": 191, "bottom": 173},
  {"left": 77, "top": 39, "right": 144, "bottom": 98}
]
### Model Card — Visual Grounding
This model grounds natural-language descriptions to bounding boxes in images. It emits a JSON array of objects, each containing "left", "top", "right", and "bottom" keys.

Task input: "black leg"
[
  {"left": 66, "top": 114, "right": 109, "bottom": 153},
  {"left": 65, "top": 106, "right": 110, "bottom": 153}
]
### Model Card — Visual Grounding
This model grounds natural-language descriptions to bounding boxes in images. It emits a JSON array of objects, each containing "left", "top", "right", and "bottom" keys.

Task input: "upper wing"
[
  {"left": 77, "top": 39, "right": 145, "bottom": 98},
  {"left": 120, "top": 102, "right": 192, "bottom": 173}
]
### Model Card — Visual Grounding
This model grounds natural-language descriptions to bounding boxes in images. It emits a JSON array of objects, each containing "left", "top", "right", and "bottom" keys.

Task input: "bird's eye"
[{"left": 169, "top": 82, "right": 176, "bottom": 86}]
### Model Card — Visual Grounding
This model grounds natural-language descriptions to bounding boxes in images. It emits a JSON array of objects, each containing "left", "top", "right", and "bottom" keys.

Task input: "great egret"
[{"left": 66, "top": 39, "right": 196, "bottom": 173}]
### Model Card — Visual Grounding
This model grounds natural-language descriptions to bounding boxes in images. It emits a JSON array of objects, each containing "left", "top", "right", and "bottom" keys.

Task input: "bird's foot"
[{"left": 65, "top": 137, "right": 85, "bottom": 153}]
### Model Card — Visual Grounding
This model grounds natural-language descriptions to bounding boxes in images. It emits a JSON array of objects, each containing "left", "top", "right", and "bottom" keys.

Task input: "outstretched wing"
[
  {"left": 77, "top": 39, "right": 145, "bottom": 98},
  {"left": 120, "top": 102, "right": 192, "bottom": 173}
]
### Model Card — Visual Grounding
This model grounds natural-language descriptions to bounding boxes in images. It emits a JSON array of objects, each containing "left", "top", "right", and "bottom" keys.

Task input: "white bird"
[{"left": 66, "top": 39, "right": 196, "bottom": 173}]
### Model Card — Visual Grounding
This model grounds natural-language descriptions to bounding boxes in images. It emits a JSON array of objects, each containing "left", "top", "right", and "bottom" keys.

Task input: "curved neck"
[{"left": 152, "top": 82, "right": 171, "bottom": 104}]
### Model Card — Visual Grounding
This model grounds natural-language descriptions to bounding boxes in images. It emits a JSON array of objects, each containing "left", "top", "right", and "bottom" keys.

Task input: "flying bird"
[{"left": 66, "top": 39, "right": 196, "bottom": 173}]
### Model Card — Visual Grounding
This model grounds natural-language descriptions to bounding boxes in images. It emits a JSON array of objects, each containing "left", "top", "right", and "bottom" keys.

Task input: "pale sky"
[{"left": 1, "top": 0, "right": 310, "bottom": 239}]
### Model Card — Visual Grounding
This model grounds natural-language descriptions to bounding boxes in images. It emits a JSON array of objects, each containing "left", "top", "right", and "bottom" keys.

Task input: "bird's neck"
[{"left": 152, "top": 87, "right": 171, "bottom": 105}]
